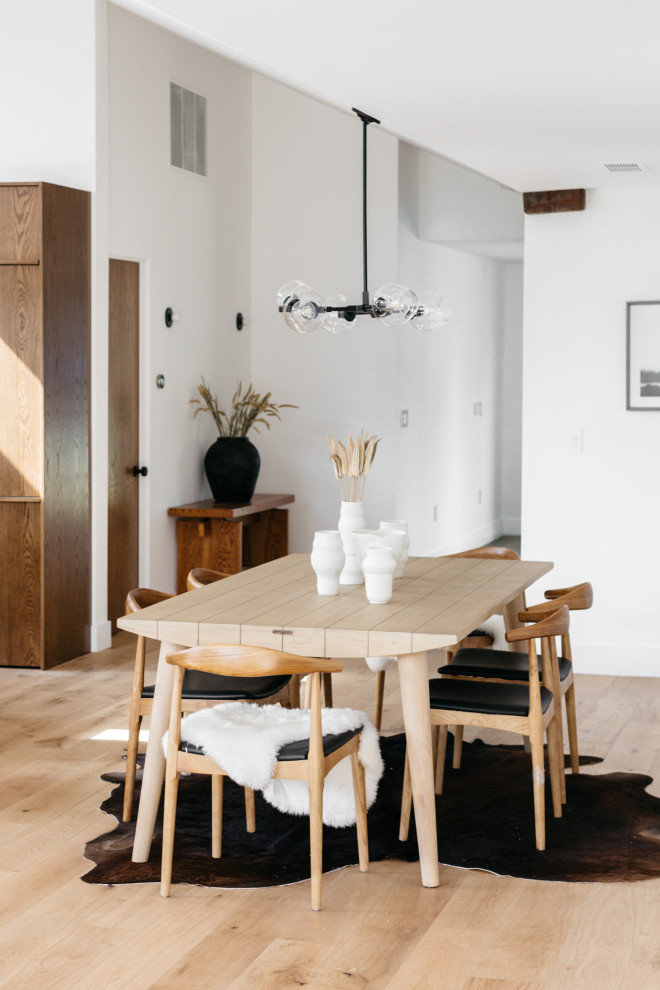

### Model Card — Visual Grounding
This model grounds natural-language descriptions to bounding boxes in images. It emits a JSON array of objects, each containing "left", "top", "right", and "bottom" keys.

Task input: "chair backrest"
[
  {"left": 166, "top": 644, "right": 343, "bottom": 679},
  {"left": 506, "top": 605, "right": 570, "bottom": 703},
  {"left": 448, "top": 545, "right": 520, "bottom": 561},
  {"left": 125, "top": 588, "right": 174, "bottom": 614},
  {"left": 186, "top": 568, "right": 230, "bottom": 590},
  {"left": 543, "top": 582, "right": 593, "bottom": 611}
]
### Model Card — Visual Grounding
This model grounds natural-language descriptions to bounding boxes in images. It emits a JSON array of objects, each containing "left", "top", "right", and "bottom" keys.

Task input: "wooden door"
[{"left": 108, "top": 259, "right": 140, "bottom": 629}]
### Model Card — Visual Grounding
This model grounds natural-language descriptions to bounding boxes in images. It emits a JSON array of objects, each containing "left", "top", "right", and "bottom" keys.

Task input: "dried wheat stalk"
[{"left": 327, "top": 430, "right": 380, "bottom": 501}]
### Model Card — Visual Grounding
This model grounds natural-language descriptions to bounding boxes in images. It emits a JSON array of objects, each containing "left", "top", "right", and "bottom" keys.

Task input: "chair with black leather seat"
[
  {"left": 160, "top": 644, "right": 369, "bottom": 910},
  {"left": 399, "top": 605, "right": 568, "bottom": 851},
  {"left": 438, "top": 582, "right": 592, "bottom": 775},
  {"left": 122, "top": 588, "right": 292, "bottom": 823}
]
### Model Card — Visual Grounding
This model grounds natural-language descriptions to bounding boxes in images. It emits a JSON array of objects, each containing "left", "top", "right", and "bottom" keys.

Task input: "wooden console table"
[{"left": 168, "top": 494, "right": 294, "bottom": 592}]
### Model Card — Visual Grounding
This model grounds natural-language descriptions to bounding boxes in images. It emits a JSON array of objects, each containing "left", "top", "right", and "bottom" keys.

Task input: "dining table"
[{"left": 118, "top": 551, "right": 552, "bottom": 888}]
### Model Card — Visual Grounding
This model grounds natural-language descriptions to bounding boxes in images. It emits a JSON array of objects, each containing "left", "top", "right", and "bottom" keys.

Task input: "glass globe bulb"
[
  {"left": 281, "top": 286, "right": 326, "bottom": 334},
  {"left": 411, "top": 291, "right": 451, "bottom": 331},
  {"left": 321, "top": 294, "right": 354, "bottom": 334},
  {"left": 372, "top": 283, "right": 418, "bottom": 326},
  {"left": 277, "top": 280, "right": 308, "bottom": 311}
]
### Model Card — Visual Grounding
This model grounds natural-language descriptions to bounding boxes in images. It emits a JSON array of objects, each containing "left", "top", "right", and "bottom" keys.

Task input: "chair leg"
[
  {"left": 244, "top": 787, "right": 256, "bottom": 833},
  {"left": 452, "top": 725, "right": 464, "bottom": 769},
  {"left": 322, "top": 672, "right": 333, "bottom": 708},
  {"left": 288, "top": 674, "right": 301, "bottom": 709},
  {"left": 528, "top": 724, "right": 547, "bottom": 851},
  {"left": 546, "top": 717, "right": 563, "bottom": 820},
  {"left": 399, "top": 748, "right": 413, "bottom": 841},
  {"left": 350, "top": 751, "right": 369, "bottom": 872},
  {"left": 160, "top": 772, "right": 180, "bottom": 896},
  {"left": 122, "top": 712, "right": 143, "bottom": 823},
  {"left": 211, "top": 775, "right": 224, "bottom": 858},
  {"left": 564, "top": 684, "right": 580, "bottom": 774},
  {"left": 308, "top": 767, "right": 324, "bottom": 911},
  {"left": 434, "top": 725, "right": 448, "bottom": 795},
  {"left": 373, "top": 670, "right": 386, "bottom": 731}
]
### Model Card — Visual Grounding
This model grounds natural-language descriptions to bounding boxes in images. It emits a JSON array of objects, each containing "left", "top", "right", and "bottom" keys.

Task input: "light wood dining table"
[{"left": 118, "top": 552, "right": 552, "bottom": 888}]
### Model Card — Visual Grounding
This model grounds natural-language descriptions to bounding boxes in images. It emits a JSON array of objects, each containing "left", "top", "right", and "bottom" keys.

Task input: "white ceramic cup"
[
  {"left": 362, "top": 545, "right": 397, "bottom": 604},
  {"left": 310, "top": 530, "right": 344, "bottom": 595},
  {"left": 351, "top": 529, "right": 383, "bottom": 572},
  {"left": 379, "top": 520, "right": 409, "bottom": 577}
]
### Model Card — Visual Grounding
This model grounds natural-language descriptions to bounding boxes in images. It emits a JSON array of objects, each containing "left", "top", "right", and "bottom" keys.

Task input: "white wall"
[
  {"left": 0, "top": 0, "right": 96, "bottom": 189},
  {"left": 396, "top": 143, "right": 522, "bottom": 554},
  {"left": 107, "top": 4, "right": 252, "bottom": 589},
  {"left": 250, "top": 77, "right": 400, "bottom": 548},
  {"left": 522, "top": 188, "right": 660, "bottom": 675}
]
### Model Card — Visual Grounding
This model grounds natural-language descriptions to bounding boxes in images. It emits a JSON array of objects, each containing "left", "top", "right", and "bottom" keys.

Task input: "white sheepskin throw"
[
  {"left": 365, "top": 655, "right": 397, "bottom": 673},
  {"left": 164, "top": 703, "right": 383, "bottom": 828},
  {"left": 473, "top": 614, "right": 508, "bottom": 650}
]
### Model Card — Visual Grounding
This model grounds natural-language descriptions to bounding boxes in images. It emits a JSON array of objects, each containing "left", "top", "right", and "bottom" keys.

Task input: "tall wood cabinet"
[{"left": 0, "top": 182, "right": 90, "bottom": 668}]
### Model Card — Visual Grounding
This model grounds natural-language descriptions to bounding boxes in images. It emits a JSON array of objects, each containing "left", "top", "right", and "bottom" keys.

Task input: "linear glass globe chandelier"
[{"left": 277, "top": 107, "right": 450, "bottom": 335}]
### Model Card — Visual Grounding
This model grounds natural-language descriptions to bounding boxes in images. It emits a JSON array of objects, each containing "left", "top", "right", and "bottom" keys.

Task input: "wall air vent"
[
  {"left": 601, "top": 162, "right": 648, "bottom": 173},
  {"left": 170, "top": 82, "right": 207, "bottom": 177}
]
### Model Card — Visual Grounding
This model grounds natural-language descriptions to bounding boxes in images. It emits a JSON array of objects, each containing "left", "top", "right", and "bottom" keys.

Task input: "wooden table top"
[
  {"left": 117, "top": 553, "right": 552, "bottom": 658},
  {"left": 167, "top": 494, "right": 295, "bottom": 520}
]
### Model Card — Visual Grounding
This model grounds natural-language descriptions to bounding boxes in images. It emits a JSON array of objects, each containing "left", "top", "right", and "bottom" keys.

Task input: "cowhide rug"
[{"left": 82, "top": 734, "right": 660, "bottom": 887}]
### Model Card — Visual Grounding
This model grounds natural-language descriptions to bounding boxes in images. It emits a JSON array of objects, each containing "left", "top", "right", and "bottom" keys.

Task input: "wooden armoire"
[{"left": 0, "top": 182, "right": 90, "bottom": 668}]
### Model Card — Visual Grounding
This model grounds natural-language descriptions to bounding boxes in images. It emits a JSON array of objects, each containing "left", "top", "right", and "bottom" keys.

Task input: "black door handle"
[{"left": 132, "top": 465, "right": 148, "bottom": 477}]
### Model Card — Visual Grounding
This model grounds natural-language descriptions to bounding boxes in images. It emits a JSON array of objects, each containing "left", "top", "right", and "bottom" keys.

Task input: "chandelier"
[{"left": 277, "top": 107, "right": 450, "bottom": 335}]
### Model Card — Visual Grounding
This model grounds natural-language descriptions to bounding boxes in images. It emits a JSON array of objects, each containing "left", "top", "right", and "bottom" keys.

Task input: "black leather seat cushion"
[
  {"left": 428, "top": 677, "right": 553, "bottom": 717},
  {"left": 142, "top": 670, "right": 291, "bottom": 701},
  {"left": 180, "top": 727, "right": 361, "bottom": 762},
  {"left": 437, "top": 647, "right": 571, "bottom": 683}
]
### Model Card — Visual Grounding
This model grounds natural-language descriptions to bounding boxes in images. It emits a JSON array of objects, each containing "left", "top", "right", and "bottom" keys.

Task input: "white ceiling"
[{"left": 115, "top": 0, "right": 660, "bottom": 192}]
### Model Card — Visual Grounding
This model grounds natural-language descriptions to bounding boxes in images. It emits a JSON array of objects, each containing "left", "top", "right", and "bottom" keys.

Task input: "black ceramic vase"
[{"left": 204, "top": 436, "right": 261, "bottom": 504}]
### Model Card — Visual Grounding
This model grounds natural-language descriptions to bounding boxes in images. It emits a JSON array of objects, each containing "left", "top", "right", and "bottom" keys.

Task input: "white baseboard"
[
  {"left": 90, "top": 620, "right": 112, "bottom": 652},
  {"left": 572, "top": 642, "right": 660, "bottom": 678}
]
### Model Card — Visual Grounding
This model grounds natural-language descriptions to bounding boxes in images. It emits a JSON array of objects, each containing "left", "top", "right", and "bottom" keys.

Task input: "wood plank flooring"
[{"left": 0, "top": 633, "right": 658, "bottom": 989}]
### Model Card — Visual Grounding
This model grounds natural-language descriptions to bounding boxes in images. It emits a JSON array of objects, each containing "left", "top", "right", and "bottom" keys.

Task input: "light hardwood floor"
[{"left": 1, "top": 633, "right": 659, "bottom": 989}]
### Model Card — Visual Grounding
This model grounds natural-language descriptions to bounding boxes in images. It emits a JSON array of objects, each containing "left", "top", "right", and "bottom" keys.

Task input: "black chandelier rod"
[{"left": 352, "top": 107, "right": 381, "bottom": 310}]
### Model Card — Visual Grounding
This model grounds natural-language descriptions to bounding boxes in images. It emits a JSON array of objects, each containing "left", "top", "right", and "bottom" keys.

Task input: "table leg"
[
  {"left": 132, "top": 640, "right": 182, "bottom": 863},
  {"left": 397, "top": 651, "right": 440, "bottom": 888}
]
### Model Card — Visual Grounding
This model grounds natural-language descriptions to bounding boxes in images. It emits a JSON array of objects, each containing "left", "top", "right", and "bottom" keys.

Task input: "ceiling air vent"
[
  {"left": 170, "top": 82, "right": 207, "bottom": 177},
  {"left": 601, "top": 162, "right": 648, "bottom": 173}
]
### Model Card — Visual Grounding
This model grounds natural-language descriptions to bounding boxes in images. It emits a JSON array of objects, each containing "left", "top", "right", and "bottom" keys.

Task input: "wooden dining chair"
[
  {"left": 187, "top": 566, "right": 301, "bottom": 708},
  {"left": 399, "top": 605, "right": 568, "bottom": 851},
  {"left": 438, "top": 582, "right": 592, "bottom": 776},
  {"left": 122, "top": 588, "right": 292, "bottom": 823},
  {"left": 161, "top": 645, "right": 369, "bottom": 910},
  {"left": 186, "top": 567, "right": 231, "bottom": 590}
]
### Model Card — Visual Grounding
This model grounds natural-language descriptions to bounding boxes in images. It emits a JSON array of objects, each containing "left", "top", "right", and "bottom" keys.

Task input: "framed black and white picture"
[{"left": 626, "top": 301, "right": 660, "bottom": 410}]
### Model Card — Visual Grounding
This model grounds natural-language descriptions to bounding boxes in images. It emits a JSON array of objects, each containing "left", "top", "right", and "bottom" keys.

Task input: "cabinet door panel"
[
  {"left": 0, "top": 266, "right": 42, "bottom": 496},
  {"left": 0, "top": 501, "right": 41, "bottom": 666},
  {"left": 0, "top": 186, "right": 41, "bottom": 262}
]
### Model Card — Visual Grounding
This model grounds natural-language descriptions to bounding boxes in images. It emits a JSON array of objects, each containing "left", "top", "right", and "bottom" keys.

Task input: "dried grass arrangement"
[
  {"left": 190, "top": 379, "right": 298, "bottom": 437},
  {"left": 327, "top": 430, "right": 380, "bottom": 502}
]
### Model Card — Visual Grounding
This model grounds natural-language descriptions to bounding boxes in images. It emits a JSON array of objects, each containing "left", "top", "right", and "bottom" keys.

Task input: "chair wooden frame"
[
  {"left": 445, "top": 582, "right": 592, "bottom": 777},
  {"left": 399, "top": 605, "right": 568, "bottom": 851},
  {"left": 161, "top": 645, "right": 369, "bottom": 910},
  {"left": 123, "top": 588, "right": 286, "bottom": 825},
  {"left": 187, "top": 567, "right": 302, "bottom": 708}
]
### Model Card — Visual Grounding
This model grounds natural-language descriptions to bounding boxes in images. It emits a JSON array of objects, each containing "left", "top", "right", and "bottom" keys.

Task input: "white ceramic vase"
[
  {"left": 351, "top": 529, "right": 383, "bottom": 573},
  {"left": 362, "top": 545, "right": 397, "bottom": 604},
  {"left": 310, "top": 530, "right": 344, "bottom": 595},
  {"left": 338, "top": 501, "right": 366, "bottom": 584},
  {"left": 379, "top": 520, "right": 410, "bottom": 577}
]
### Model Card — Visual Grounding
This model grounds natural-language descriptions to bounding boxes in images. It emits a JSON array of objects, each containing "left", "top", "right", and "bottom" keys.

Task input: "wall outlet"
[
  {"left": 473, "top": 401, "right": 483, "bottom": 416},
  {"left": 400, "top": 409, "right": 408, "bottom": 427},
  {"left": 433, "top": 504, "right": 437, "bottom": 522},
  {"left": 478, "top": 489, "right": 482, "bottom": 505}
]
